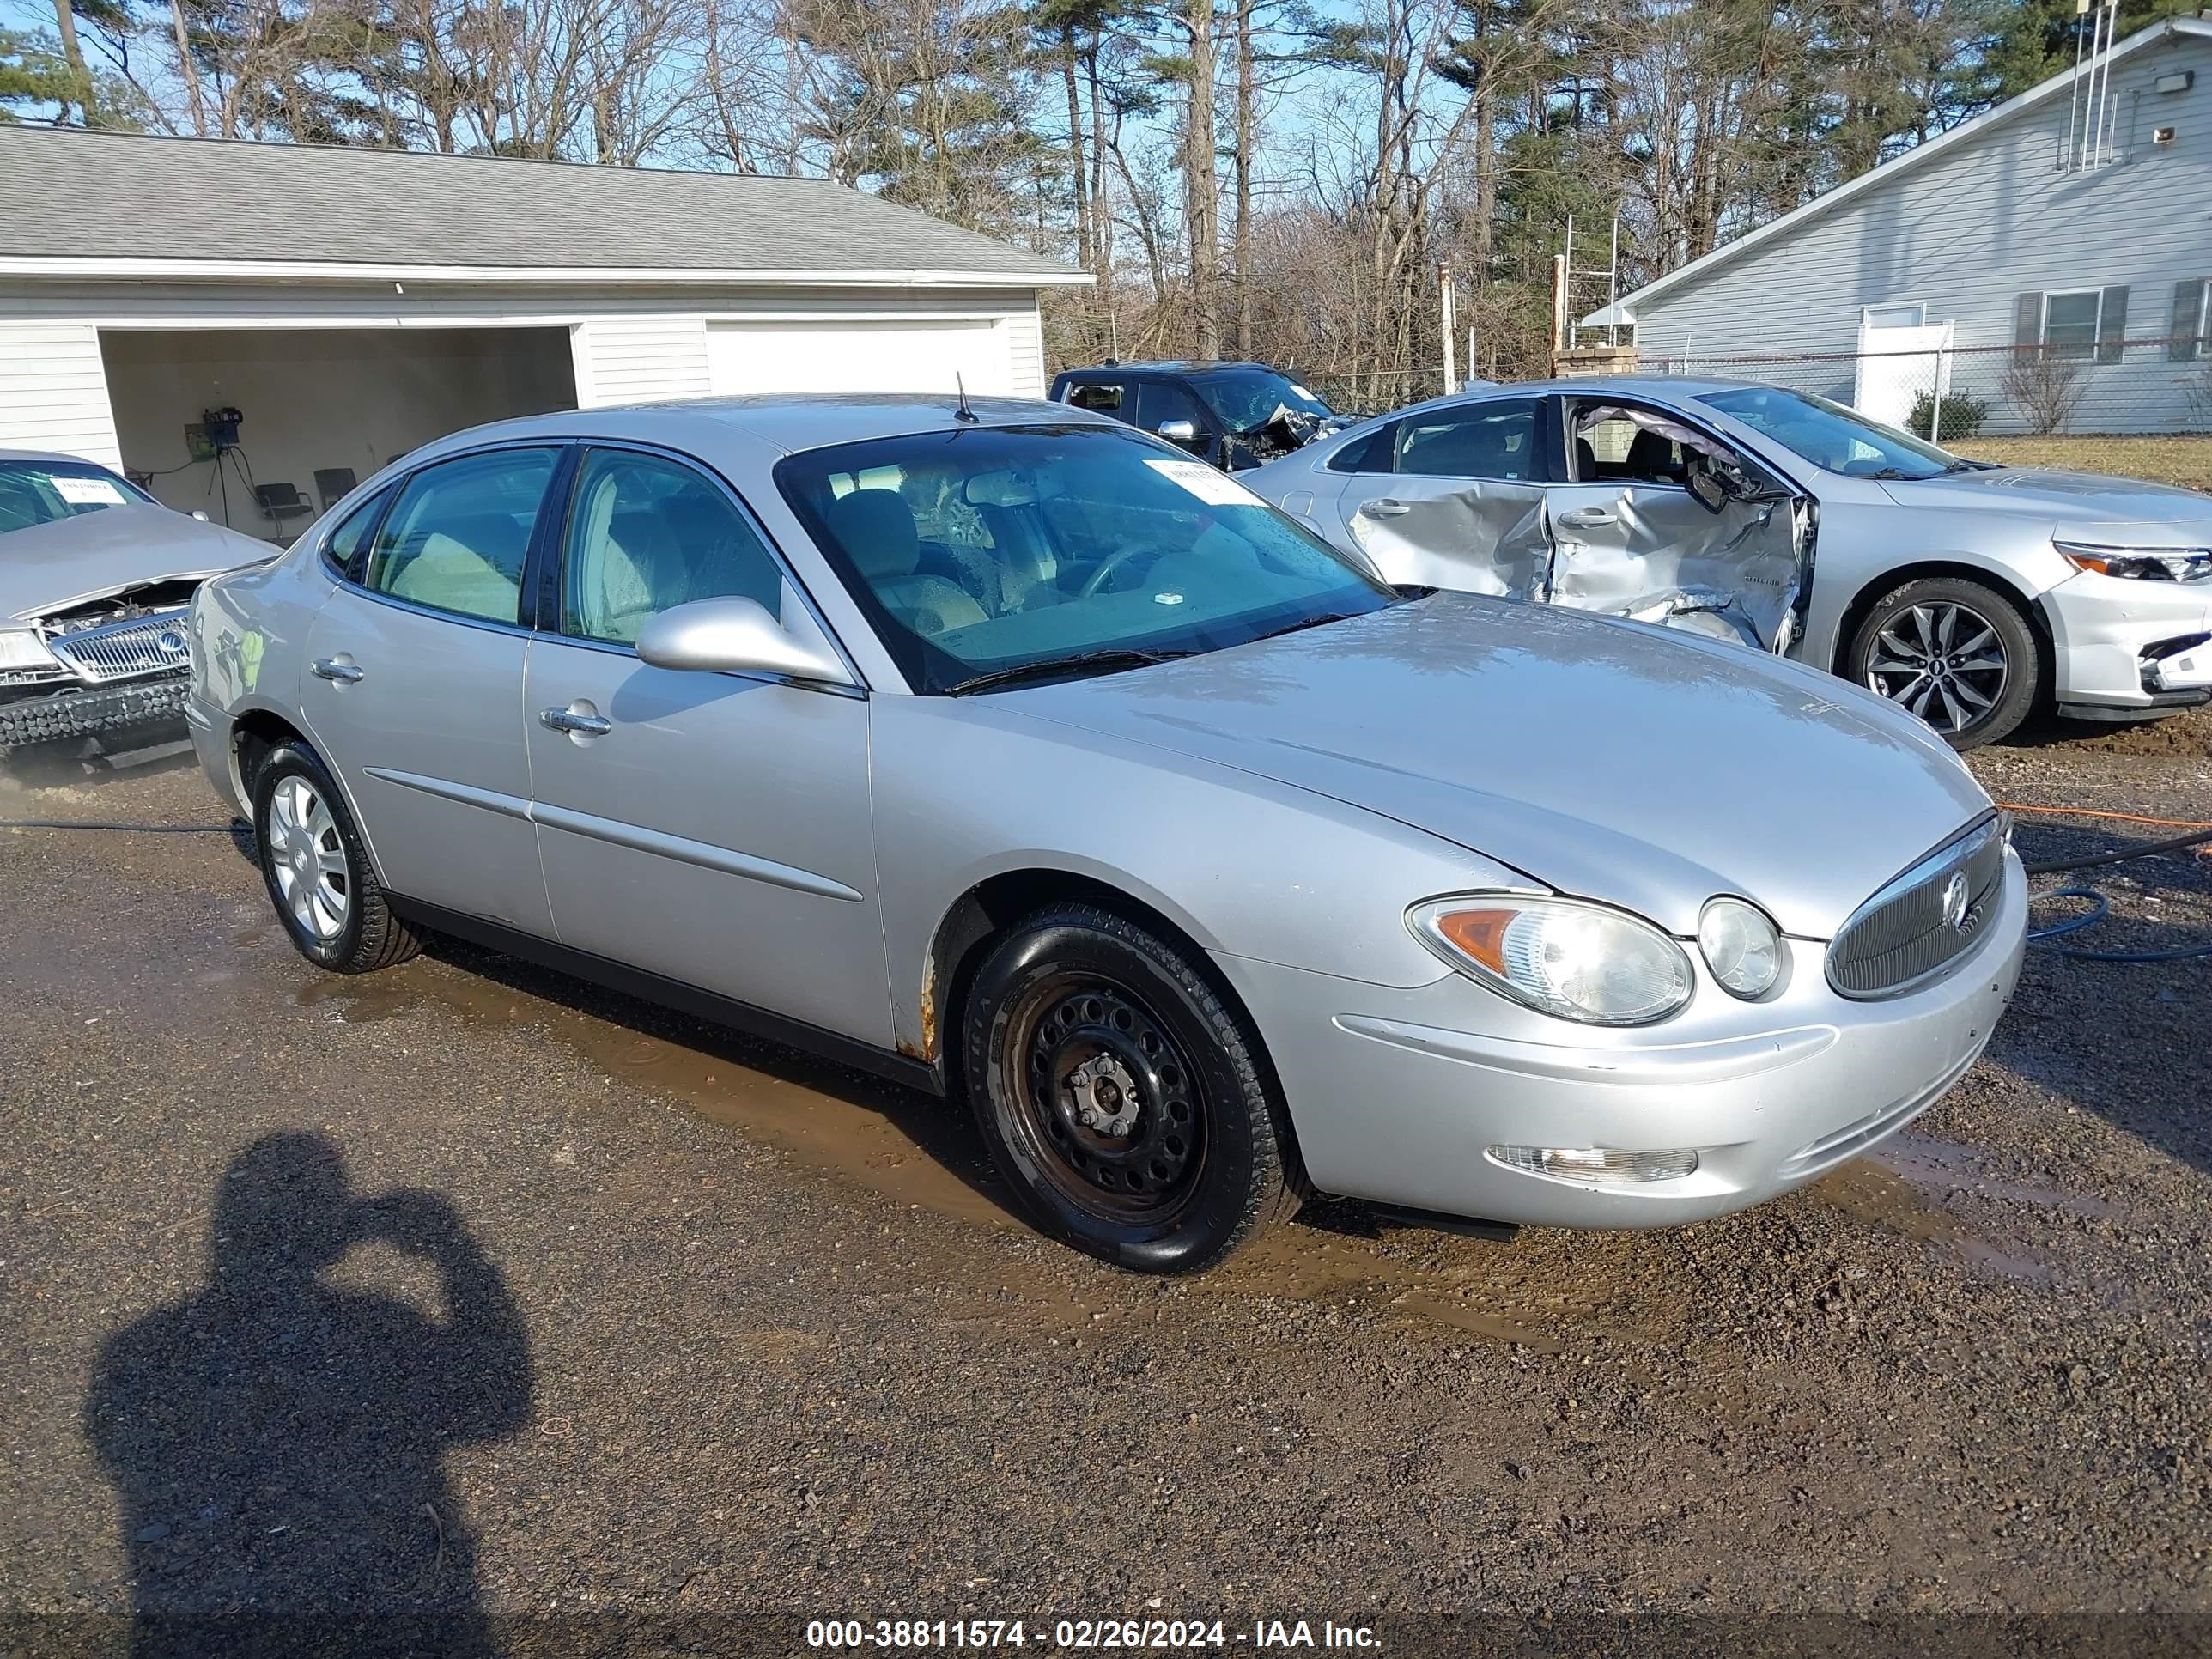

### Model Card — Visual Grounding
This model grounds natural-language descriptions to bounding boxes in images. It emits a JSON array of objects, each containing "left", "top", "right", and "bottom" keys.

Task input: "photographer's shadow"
[{"left": 83, "top": 1133, "right": 532, "bottom": 1656}]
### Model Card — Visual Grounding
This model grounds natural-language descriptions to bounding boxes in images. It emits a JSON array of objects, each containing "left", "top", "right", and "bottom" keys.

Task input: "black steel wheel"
[{"left": 962, "top": 904, "right": 1298, "bottom": 1273}]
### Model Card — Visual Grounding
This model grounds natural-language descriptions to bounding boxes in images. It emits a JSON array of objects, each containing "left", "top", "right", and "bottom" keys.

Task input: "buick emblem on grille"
[{"left": 1941, "top": 870, "right": 1971, "bottom": 932}]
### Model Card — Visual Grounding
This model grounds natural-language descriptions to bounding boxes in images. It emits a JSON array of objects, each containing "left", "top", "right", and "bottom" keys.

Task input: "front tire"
[
  {"left": 961, "top": 904, "right": 1298, "bottom": 1273},
  {"left": 1847, "top": 576, "right": 2043, "bottom": 750},
  {"left": 252, "top": 741, "right": 421, "bottom": 974}
]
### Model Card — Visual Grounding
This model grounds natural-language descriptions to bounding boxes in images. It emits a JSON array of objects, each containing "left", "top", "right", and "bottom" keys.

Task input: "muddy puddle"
[{"left": 1810, "top": 1128, "right": 2113, "bottom": 1287}]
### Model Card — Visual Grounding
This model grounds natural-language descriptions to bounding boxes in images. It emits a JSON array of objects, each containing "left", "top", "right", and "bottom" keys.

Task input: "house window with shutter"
[
  {"left": 2014, "top": 287, "right": 2130, "bottom": 363},
  {"left": 2169, "top": 278, "right": 2209, "bottom": 361}
]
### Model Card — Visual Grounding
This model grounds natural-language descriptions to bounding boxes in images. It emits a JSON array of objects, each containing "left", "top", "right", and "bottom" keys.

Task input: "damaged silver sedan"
[
  {"left": 1, "top": 451, "right": 271, "bottom": 752},
  {"left": 1252, "top": 378, "right": 2212, "bottom": 748}
]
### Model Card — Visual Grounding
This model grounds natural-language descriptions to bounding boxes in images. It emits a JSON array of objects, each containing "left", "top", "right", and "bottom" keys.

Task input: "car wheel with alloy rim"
[
  {"left": 1846, "top": 575, "right": 2042, "bottom": 750},
  {"left": 252, "top": 739, "right": 422, "bottom": 973},
  {"left": 962, "top": 903, "right": 1300, "bottom": 1273}
]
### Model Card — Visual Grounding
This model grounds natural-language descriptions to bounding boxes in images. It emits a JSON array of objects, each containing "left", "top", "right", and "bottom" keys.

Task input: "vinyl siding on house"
[
  {"left": 0, "top": 321, "right": 120, "bottom": 467},
  {"left": 1620, "top": 28, "right": 2212, "bottom": 433}
]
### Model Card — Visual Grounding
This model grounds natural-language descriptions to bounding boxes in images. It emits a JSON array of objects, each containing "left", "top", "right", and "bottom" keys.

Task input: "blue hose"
[{"left": 2027, "top": 885, "right": 2212, "bottom": 963}]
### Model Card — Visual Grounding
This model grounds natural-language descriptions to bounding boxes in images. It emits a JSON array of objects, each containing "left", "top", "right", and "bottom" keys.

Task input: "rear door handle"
[
  {"left": 1556, "top": 507, "right": 1618, "bottom": 529},
  {"left": 1362, "top": 499, "right": 1411, "bottom": 518},
  {"left": 311, "top": 658, "right": 364, "bottom": 684},
  {"left": 540, "top": 706, "right": 611, "bottom": 738}
]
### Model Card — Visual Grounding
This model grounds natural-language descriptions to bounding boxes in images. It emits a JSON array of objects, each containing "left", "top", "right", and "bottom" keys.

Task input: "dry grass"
[{"left": 1948, "top": 435, "right": 2212, "bottom": 492}]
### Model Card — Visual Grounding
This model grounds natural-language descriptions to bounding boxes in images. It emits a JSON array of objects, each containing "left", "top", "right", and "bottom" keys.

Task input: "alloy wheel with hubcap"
[
  {"left": 1848, "top": 576, "right": 2043, "bottom": 750},
  {"left": 1863, "top": 600, "right": 2008, "bottom": 736},
  {"left": 264, "top": 774, "right": 351, "bottom": 943},
  {"left": 252, "top": 741, "right": 422, "bottom": 974}
]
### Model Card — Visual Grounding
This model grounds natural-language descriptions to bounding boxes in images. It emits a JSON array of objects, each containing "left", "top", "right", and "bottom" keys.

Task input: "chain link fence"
[{"left": 1624, "top": 338, "right": 2212, "bottom": 489}]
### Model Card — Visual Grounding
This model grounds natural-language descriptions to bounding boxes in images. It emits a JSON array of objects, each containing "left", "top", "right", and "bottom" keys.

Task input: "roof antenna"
[{"left": 953, "top": 374, "right": 979, "bottom": 424}]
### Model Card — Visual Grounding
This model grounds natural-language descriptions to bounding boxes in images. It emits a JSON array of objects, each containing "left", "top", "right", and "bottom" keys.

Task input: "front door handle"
[
  {"left": 1362, "top": 499, "right": 1411, "bottom": 518},
  {"left": 540, "top": 706, "right": 611, "bottom": 738},
  {"left": 311, "top": 657, "right": 364, "bottom": 684},
  {"left": 1556, "top": 507, "right": 1618, "bottom": 529}
]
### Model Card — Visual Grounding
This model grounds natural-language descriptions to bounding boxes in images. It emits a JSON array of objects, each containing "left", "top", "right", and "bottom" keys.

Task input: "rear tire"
[
  {"left": 1846, "top": 576, "right": 2042, "bottom": 750},
  {"left": 252, "top": 741, "right": 420, "bottom": 974},
  {"left": 961, "top": 904, "right": 1298, "bottom": 1273}
]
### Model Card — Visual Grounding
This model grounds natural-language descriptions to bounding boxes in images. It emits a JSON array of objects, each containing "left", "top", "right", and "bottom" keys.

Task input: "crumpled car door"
[
  {"left": 1544, "top": 404, "right": 1812, "bottom": 653},
  {"left": 1343, "top": 477, "right": 1553, "bottom": 599}
]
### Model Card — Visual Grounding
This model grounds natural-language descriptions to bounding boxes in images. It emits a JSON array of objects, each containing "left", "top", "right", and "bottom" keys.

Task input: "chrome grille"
[
  {"left": 1826, "top": 816, "right": 2007, "bottom": 1000},
  {"left": 46, "top": 610, "right": 192, "bottom": 684}
]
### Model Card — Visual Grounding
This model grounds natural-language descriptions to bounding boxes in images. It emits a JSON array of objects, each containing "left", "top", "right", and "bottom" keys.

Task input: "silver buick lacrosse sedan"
[{"left": 187, "top": 393, "right": 2027, "bottom": 1272}]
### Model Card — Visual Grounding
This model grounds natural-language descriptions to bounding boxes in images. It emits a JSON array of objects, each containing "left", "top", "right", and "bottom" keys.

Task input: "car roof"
[
  {"left": 400, "top": 392, "right": 1127, "bottom": 465},
  {"left": 1056, "top": 361, "right": 1277, "bottom": 377},
  {"left": 0, "top": 447, "right": 118, "bottom": 466}
]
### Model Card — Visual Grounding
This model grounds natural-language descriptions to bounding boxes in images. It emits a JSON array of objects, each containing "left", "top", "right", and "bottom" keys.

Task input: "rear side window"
[
  {"left": 362, "top": 447, "right": 561, "bottom": 625},
  {"left": 1327, "top": 424, "right": 1396, "bottom": 474},
  {"left": 1395, "top": 401, "right": 1541, "bottom": 480},
  {"left": 321, "top": 489, "right": 391, "bottom": 583},
  {"left": 1065, "top": 381, "right": 1125, "bottom": 414}
]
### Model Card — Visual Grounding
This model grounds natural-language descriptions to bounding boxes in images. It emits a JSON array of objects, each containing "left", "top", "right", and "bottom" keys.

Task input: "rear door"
[
  {"left": 299, "top": 443, "right": 565, "bottom": 935},
  {"left": 1329, "top": 395, "right": 1553, "bottom": 593},
  {"left": 1546, "top": 396, "right": 1810, "bottom": 653}
]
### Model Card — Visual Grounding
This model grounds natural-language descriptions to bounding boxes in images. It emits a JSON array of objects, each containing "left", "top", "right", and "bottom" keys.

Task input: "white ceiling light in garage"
[{"left": 707, "top": 319, "right": 1012, "bottom": 398}]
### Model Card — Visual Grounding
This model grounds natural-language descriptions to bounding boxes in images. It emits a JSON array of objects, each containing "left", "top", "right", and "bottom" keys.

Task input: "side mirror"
[
  {"left": 1157, "top": 419, "right": 1201, "bottom": 446},
  {"left": 1685, "top": 470, "right": 1729, "bottom": 514},
  {"left": 635, "top": 597, "right": 852, "bottom": 685}
]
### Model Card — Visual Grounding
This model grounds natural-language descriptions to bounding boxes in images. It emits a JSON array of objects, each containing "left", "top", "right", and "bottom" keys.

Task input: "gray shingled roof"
[{"left": 0, "top": 125, "right": 1080, "bottom": 280}]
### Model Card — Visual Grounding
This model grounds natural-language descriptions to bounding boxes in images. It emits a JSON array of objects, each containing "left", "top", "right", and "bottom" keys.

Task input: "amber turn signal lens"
[{"left": 1431, "top": 908, "right": 1514, "bottom": 972}]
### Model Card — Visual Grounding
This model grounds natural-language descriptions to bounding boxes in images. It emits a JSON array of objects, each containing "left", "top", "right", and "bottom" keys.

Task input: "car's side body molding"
[{"left": 386, "top": 896, "right": 942, "bottom": 1096}]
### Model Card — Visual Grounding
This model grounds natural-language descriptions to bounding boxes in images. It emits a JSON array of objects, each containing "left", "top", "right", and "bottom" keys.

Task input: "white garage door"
[{"left": 706, "top": 319, "right": 1013, "bottom": 398}]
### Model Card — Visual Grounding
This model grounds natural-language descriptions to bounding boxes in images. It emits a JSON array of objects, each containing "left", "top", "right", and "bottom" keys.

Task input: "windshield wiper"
[
  {"left": 1943, "top": 458, "right": 2000, "bottom": 472},
  {"left": 1256, "top": 610, "right": 1364, "bottom": 641},
  {"left": 942, "top": 647, "right": 1194, "bottom": 696}
]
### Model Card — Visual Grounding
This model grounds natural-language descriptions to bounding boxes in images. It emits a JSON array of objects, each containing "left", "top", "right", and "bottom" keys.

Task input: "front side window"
[
  {"left": 559, "top": 449, "right": 788, "bottom": 647},
  {"left": 778, "top": 424, "right": 1394, "bottom": 695},
  {"left": 1136, "top": 380, "right": 1211, "bottom": 438},
  {"left": 1395, "top": 401, "right": 1541, "bottom": 480},
  {"left": 0, "top": 459, "right": 152, "bottom": 536},
  {"left": 362, "top": 447, "right": 560, "bottom": 624},
  {"left": 1699, "top": 386, "right": 1959, "bottom": 481}
]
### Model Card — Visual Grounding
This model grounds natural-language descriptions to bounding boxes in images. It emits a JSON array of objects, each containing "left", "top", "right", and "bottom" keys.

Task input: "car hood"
[
  {"left": 998, "top": 595, "right": 1993, "bottom": 939},
  {"left": 2, "top": 506, "right": 272, "bottom": 623},
  {"left": 1881, "top": 467, "right": 2212, "bottom": 540}
]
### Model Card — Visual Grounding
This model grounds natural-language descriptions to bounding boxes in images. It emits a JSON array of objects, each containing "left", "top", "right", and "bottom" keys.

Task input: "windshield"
[
  {"left": 1697, "top": 386, "right": 1964, "bottom": 480},
  {"left": 0, "top": 459, "right": 153, "bottom": 536},
  {"left": 777, "top": 423, "right": 1393, "bottom": 695},
  {"left": 1190, "top": 369, "right": 1333, "bottom": 434}
]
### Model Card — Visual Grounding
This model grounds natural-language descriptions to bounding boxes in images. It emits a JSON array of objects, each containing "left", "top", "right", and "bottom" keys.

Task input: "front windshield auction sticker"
[
  {"left": 53, "top": 475, "right": 126, "bottom": 506},
  {"left": 1145, "top": 457, "right": 1265, "bottom": 508}
]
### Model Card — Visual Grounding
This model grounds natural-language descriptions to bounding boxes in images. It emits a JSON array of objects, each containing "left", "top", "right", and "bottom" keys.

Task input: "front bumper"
[
  {"left": 2042, "top": 569, "right": 2212, "bottom": 714},
  {"left": 1212, "top": 850, "right": 2027, "bottom": 1230},
  {"left": 0, "top": 675, "right": 189, "bottom": 750}
]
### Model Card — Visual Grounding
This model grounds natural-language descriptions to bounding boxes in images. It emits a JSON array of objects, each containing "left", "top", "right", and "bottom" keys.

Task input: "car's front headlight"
[
  {"left": 0, "top": 629, "right": 59, "bottom": 673},
  {"left": 1408, "top": 895, "right": 1692, "bottom": 1025},
  {"left": 2055, "top": 541, "right": 2212, "bottom": 582},
  {"left": 1698, "top": 897, "right": 1781, "bottom": 999}
]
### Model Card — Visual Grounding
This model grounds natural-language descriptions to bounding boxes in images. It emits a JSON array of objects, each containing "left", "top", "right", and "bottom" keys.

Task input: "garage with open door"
[
  {"left": 100, "top": 325, "right": 577, "bottom": 537},
  {"left": 0, "top": 125, "right": 1087, "bottom": 538}
]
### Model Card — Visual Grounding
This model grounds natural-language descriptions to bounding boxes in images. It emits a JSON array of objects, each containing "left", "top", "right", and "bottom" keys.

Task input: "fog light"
[{"left": 1487, "top": 1145, "right": 1699, "bottom": 1184}]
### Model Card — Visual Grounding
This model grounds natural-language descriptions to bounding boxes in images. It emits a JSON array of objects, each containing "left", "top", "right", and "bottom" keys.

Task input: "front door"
[
  {"left": 1547, "top": 398, "right": 1808, "bottom": 653},
  {"left": 522, "top": 445, "right": 888, "bottom": 1046},
  {"left": 1329, "top": 395, "right": 1553, "bottom": 593},
  {"left": 300, "top": 443, "right": 564, "bottom": 934}
]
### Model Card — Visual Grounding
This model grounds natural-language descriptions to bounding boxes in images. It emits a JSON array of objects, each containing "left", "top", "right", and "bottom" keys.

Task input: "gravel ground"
[{"left": 2, "top": 711, "right": 2209, "bottom": 1653}]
